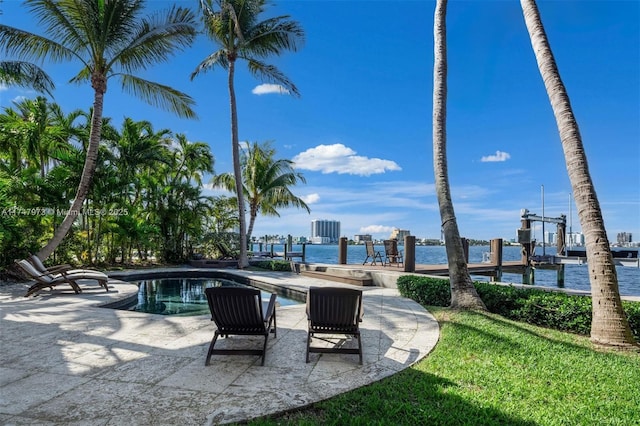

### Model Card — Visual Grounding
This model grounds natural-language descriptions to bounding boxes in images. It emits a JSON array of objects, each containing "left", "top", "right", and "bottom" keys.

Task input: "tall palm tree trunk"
[
  {"left": 228, "top": 60, "right": 249, "bottom": 268},
  {"left": 433, "top": 0, "right": 486, "bottom": 311},
  {"left": 37, "top": 78, "right": 105, "bottom": 261},
  {"left": 520, "top": 0, "right": 636, "bottom": 348},
  {"left": 246, "top": 204, "right": 258, "bottom": 247}
]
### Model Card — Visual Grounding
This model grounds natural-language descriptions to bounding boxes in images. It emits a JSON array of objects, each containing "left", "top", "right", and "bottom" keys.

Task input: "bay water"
[{"left": 258, "top": 244, "right": 640, "bottom": 297}]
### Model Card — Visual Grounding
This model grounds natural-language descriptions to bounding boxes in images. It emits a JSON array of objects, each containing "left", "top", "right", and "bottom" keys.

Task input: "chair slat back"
[
  {"left": 308, "top": 287, "right": 362, "bottom": 332},
  {"left": 384, "top": 240, "right": 398, "bottom": 256},
  {"left": 28, "top": 255, "right": 48, "bottom": 273},
  {"left": 365, "top": 241, "right": 375, "bottom": 257},
  {"left": 205, "top": 287, "right": 265, "bottom": 333},
  {"left": 17, "top": 259, "right": 53, "bottom": 284}
]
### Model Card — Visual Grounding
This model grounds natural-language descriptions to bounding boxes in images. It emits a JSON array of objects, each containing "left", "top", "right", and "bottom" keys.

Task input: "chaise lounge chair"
[
  {"left": 205, "top": 286, "right": 277, "bottom": 366},
  {"left": 28, "top": 254, "right": 108, "bottom": 286},
  {"left": 306, "top": 286, "right": 364, "bottom": 365},
  {"left": 214, "top": 241, "right": 239, "bottom": 260},
  {"left": 16, "top": 259, "right": 109, "bottom": 297},
  {"left": 362, "top": 241, "right": 383, "bottom": 265}
]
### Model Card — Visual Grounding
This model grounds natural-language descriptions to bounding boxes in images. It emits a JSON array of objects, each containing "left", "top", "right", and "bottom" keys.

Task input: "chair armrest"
[
  {"left": 263, "top": 293, "right": 277, "bottom": 322},
  {"left": 45, "top": 264, "right": 73, "bottom": 273}
]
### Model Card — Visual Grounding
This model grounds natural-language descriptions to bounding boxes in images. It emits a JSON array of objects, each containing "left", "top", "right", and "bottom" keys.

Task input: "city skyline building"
[
  {"left": 617, "top": 232, "right": 633, "bottom": 245},
  {"left": 310, "top": 219, "right": 341, "bottom": 244}
]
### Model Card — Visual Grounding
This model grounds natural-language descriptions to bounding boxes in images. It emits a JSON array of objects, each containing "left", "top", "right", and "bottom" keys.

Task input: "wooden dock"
[{"left": 414, "top": 261, "right": 526, "bottom": 276}]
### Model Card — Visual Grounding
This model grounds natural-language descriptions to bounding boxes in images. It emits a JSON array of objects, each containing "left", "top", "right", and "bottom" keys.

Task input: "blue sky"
[{"left": 2, "top": 0, "right": 639, "bottom": 243}]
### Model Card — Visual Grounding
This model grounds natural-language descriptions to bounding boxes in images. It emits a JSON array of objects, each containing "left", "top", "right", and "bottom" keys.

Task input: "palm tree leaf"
[
  {"left": 119, "top": 74, "right": 198, "bottom": 119},
  {"left": 25, "top": 0, "right": 137, "bottom": 56},
  {"left": 211, "top": 172, "right": 237, "bottom": 193},
  {"left": 0, "top": 24, "right": 75, "bottom": 64},
  {"left": 244, "top": 17, "right": 304, "bottom": 56},
  {"left": 114, "top": 5, "right": 197, "bottom": 73},
  {"left": 244, "top": 58, "right": 300, "bottom": 96},
  {"left": 0, "top": 60, "right": 55, "bottom": 95},
  {"left": 191, "top": 50, "right": 230, "bottom": 79}
]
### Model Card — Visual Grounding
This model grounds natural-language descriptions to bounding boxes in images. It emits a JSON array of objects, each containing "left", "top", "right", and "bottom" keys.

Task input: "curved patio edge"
[{"left": 0, "top": 268, "right": 440, "bottom": 425}]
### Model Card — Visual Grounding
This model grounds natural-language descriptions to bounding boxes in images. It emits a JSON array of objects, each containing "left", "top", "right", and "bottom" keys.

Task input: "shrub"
[
  {"left": 251, "top": 260, "right": 292, "bottom": 272},
  {"left": 623, "top": 301, "right": 640, "bottom": 341},
  {"left": 397, "top": 275, "right": 640, "bottom": 340},
  {"left": 396, "top": 275, "right": 450, "bottom": 306}
]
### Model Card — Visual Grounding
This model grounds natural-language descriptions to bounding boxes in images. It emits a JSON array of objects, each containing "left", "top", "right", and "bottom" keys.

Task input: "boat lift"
[
  {"left": 518, "top": 208, "right": 567, "bottom": 257},
  {"left": 518, "top": 209, "right": 567, "bottom": 285}
]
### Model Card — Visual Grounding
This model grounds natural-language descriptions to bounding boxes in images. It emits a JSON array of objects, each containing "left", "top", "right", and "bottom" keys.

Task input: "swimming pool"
[{"left": 122, "top": 277, "right": 304, "bottom": 316}]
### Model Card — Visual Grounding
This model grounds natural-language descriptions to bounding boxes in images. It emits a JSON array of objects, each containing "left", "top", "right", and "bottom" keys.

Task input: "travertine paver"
[{"left": 0, "top": 269, "right": 439, "bottom": 425}]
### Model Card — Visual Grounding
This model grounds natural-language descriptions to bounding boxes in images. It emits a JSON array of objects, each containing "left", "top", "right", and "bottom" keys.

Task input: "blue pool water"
[{"left": 127, "top": 277, "right": 302, "bottom": 316}]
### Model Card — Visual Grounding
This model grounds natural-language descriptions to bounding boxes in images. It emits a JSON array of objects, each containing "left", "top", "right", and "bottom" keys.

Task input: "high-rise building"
[
  {"left": 567, "top": 232, "right": 585, "bottom": 247},
  {"left": 617, "top": 232, "right": 633, "bottom": 244},
  {"left": 310, "top": 219, "right": 340, "bottom": 244},
  {"left": 544, "top": 231, "right": 556, "bottom": 245}
]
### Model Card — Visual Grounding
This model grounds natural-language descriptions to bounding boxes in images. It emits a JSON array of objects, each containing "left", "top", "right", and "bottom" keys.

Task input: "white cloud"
[
  {"left": 360, "top": 225, "right": 395, "bottom": 234},
  {"left": 0, "top": 84, "right": 7, "bottom": 92},
  {"left": 481, "top": 150, "right": 511, "bottom": 162},
  {"left": 292, "top": 143, "right": 401, "bottom": 176},
  {"left": 302, "top": 193, "right": 320, "bottom": 204},
  {"left": 252, "top": 83, "right": 290, "bottom": 95}
]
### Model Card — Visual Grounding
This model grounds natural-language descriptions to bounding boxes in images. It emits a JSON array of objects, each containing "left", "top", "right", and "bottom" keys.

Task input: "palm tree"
[
  {"left": 0, "top": 0, "right": 198, "bottom": 260},
  {"left": 192, "top": 0, "right": 304, "bottom": 268},
  {"left": 13, "top": 97, "right": 71, "bottom": 177},
  {"left": 108, "top": 118, "right": 171, "bottom": 204},
  {"left": 0, "top": 97, "right": 70, "bottom": 175},
  {"left": 432, "top": 0, "right": 486, "bottom": 310},
  {"left": 520, "top": 0, "right": 636, "bottom": 348},
  {"left": 0, "top": 60, "right": 54, "bottom": 95},
  {"left": 212, "top": 141, "right": 310, "bottom": 246},
  {"left": 152, "top": 134, "right": 215, "bottom": 262}
]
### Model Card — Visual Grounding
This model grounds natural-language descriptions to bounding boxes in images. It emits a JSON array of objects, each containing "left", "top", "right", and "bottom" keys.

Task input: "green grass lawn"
[{"left": 248, "top": 308, "right": 640, "bottom": 426}]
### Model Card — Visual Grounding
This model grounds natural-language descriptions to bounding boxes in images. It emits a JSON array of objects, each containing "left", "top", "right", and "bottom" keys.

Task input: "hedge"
[
  {"left": 250, "top": 259, "right": 292, "bottom": 272},
  {"left": 397, "top": 275, "right": 640, "bottom": 341}
]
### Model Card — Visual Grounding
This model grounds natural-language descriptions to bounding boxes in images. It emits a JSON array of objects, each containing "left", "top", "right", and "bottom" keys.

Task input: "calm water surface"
[
  {"left": 129, "top": 278, "right": 302, "bottom": 316},
  {"left": 260, "top": 244, "right": 640, "bottom": 297}
]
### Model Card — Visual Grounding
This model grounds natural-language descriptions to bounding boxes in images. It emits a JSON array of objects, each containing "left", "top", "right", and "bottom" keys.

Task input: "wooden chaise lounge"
[
  {"left": 205, "top": 286, "right": 277, "bottom": 366},
  {"left": 16, "top": 259, "right": 109, "bottom": 297},
  {"left": 28, "top": 255, "right": 109, "bottom": 291},
  {"left": 306, "top": 286, "right": 364, "bottom": 365}
]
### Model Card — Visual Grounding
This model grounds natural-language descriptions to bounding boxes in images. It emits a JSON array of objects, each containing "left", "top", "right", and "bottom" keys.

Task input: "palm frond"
[
  {"left": 211, "top": 172, "right": 239, "bottom": 193},
  {"left": 119, "top": 74, "right": 198, "bottom": 120},
  {"left": 244, "top": 58, "right": 300, "bottom": 97},
  {"left": 0, "top": 60, "right": 55, "bottom": 95},
  {"left": 244, "top": 17, "right": 304, "bottom": 57},
  {"left": 191, "top": 50, "right": 229, "bottom": 79},
  {"left": 114, "top": 5, "right": 197, "bottom": 73},
  {"left": 0, "top": 24, "right": 75, "bottom": 64}
]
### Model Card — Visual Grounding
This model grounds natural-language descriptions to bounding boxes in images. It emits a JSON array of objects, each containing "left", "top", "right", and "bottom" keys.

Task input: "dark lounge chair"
[
  {"left": 205, "top": 287, "right": 277, "bottom": 366},
  {"left": 362, "top": 241, "right": 383, "bottom": 265},
  {"left": 306, "top": 286, "right": 364, "bottom": 365},
  {"left": 383, "top": 239, "right": 404, "bottom": 267},
  {"left": 214, "top": 241, "right": 239, "bottom": 260},
  {"left": 16, "top": 259, "right": 108, "bottom": 297}
]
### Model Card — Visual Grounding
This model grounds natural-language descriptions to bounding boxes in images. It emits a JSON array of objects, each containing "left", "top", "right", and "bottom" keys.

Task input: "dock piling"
[{"left": 489, "top": 238, "right": 503, "bottom": 282}]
